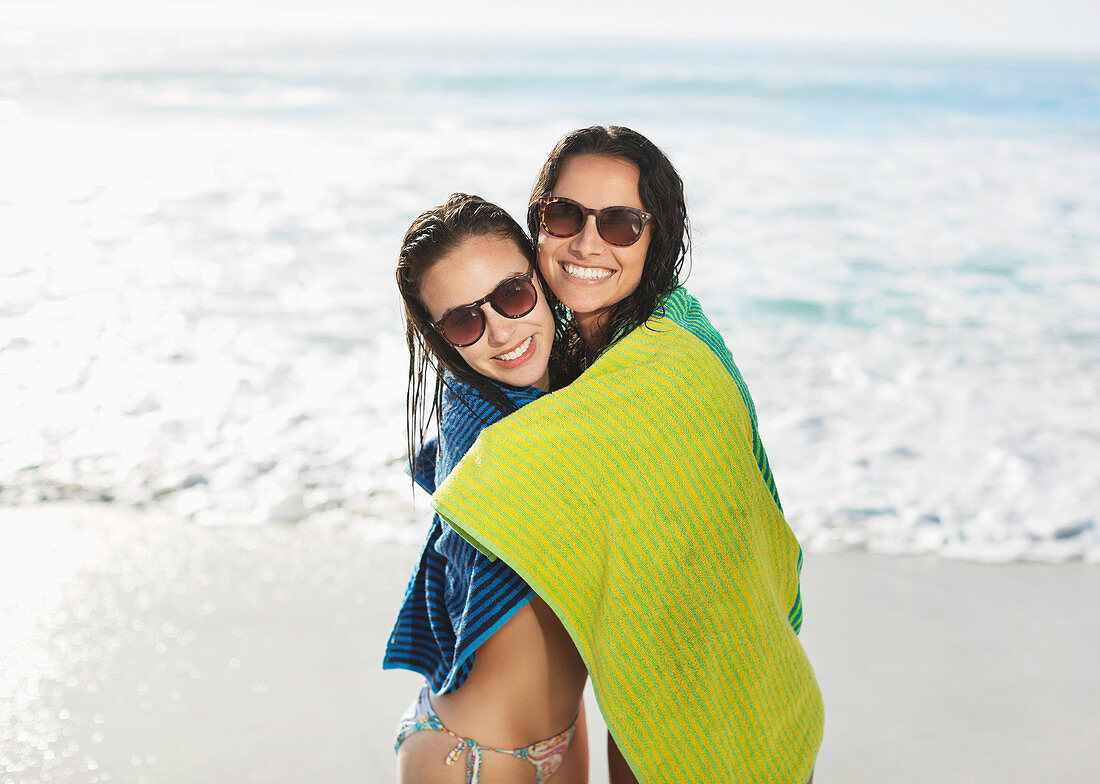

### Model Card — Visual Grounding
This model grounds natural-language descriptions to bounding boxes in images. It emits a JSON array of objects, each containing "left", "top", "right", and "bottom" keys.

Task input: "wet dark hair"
[
  {"left": 527, "top": 125, "right": 690, "bottom": 350},
  {"left": 397, "top": 193, "right": 577, "bottom": 475}
]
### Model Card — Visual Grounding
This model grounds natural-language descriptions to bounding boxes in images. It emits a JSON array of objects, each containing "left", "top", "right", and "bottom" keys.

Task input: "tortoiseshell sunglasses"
[
  {"left": 539, "top": 196, "right": 653, "bottom": 247},
  {"left": 432, "top": 270, "right": 539, "bottom": 347}
]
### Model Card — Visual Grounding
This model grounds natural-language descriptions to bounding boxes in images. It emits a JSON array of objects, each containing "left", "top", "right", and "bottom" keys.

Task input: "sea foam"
[{"left": 2, "top": 29, "right": 1097, "bottom": 561}]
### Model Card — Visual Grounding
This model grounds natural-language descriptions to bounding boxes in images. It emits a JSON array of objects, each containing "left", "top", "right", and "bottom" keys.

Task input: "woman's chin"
[
  {"left": 554, "top": 286, "right": 623, "bottom": 324},
  {"left": 497, "top": 372, "right": 546, "bottom": 390},
  {"left": 481, "top": 360, "right": 550, "bottom": 390}
]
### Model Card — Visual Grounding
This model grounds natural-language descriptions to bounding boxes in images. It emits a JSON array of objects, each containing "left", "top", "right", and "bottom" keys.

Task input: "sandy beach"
[{"left": 2, "top": 502, "right": 1098, "bottom": 784}]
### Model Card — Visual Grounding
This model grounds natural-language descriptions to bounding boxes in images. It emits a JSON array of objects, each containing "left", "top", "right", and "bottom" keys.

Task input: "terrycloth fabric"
[
  {"left": 382, "top": 377, "right": 543, "bottom": 694},
  {"left": 433, "top": 288, "right": 824, "bottom": 784}
]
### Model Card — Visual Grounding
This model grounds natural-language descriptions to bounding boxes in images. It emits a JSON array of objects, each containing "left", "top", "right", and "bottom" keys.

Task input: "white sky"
[{"left": 1, "top": 0, "right": 1099, "bottom": 52}]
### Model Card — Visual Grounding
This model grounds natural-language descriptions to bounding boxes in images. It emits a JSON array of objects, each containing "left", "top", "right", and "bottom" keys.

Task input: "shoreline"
[{"left": 2, "top": 503, "right": 1097, "bottom": 783}]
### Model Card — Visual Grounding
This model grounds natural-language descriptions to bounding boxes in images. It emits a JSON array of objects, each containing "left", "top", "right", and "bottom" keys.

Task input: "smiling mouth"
[
  {"left": 494, "top": 336, "right": 533, "bottom": 362},
  {"left": 562, "top": 262, "right": 613, "bottom": 281}
]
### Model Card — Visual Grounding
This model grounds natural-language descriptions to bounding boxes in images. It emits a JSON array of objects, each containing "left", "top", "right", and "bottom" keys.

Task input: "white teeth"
[
  {"left": 495, "top": 336, "right": 532, "bottom": 361},
  {"left": 563, "top": 263, "right": 613, "bottom": 280}
]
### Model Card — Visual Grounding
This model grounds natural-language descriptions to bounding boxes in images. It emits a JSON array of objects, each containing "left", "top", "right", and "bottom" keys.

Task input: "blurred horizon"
[{"left": 1, "top": 0, "right": 1099, "bottom": 55}]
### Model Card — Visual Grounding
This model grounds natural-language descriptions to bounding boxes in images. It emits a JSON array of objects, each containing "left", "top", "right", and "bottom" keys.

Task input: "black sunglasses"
[
  {"left": 432, "top": 270, "right": 539, "bottom": 347},
  {"left": 539, "top": 196, "right": 653, "bottom": 247}
]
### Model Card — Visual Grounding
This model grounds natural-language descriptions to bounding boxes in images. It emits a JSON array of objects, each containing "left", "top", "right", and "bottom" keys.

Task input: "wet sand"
[{"left": 2, "top": 503, "right": 1097, "bottom": 783}]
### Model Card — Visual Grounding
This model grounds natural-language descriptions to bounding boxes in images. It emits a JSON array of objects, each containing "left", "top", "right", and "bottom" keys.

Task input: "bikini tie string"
[{"left": 444, "top": 736, "right": 484, "bottom": 784}]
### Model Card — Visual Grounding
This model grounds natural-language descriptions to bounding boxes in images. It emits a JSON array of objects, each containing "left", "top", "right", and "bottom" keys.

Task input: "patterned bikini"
[{"left": 394, "top": 686, "right": 577, "bottom": 784}]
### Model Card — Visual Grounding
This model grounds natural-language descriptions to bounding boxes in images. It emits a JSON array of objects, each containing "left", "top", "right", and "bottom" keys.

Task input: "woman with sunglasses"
[
  {"left": 431, "top": 128, "right": 824, "bottom": 784},
  {"left": 384, "top": 193, "right": 589, "bottom": 784},
  {"left": 529, "top": 128, "right": 681, "bottom": 363}
]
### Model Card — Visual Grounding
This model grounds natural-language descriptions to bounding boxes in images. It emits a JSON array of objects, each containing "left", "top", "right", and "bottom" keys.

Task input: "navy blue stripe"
[{"left": 383, "top": 375, "right": 545, "bottom": 693}]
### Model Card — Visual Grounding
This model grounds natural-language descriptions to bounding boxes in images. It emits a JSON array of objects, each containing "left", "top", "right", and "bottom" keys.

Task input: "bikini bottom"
[{"left": 394, "top": 685, "right": 577, "bottom": 784}]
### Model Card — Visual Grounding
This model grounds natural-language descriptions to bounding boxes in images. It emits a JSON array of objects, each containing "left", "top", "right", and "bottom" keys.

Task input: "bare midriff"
[{"left": 430, "top": 596, "right": 588, "bottom": 748}]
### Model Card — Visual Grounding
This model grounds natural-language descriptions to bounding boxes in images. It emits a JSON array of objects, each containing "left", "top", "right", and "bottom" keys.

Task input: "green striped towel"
[{"left": 433, "top": 288, "right": 823, "bottom": 783}]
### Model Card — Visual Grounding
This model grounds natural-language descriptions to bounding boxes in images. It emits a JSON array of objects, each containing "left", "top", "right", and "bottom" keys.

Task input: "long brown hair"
[{"left": 527, "top": 126, "right": 691, "bottom": 349}]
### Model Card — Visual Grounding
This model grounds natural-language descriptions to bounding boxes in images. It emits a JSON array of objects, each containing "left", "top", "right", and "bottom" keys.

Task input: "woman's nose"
[
  {"left": 569, "top": 215, "right": 604, "bottom": 256},
  {"left": 482, "top": 306, "right": 516, "bottom": 346}
]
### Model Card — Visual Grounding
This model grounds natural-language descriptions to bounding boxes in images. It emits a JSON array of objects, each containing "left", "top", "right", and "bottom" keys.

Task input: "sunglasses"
[
  {"left": 539, "top": 196, "right": 653, "bottom": 247},
  {"left": 432, "top": 269, "right": 539, "bottom": 348}
]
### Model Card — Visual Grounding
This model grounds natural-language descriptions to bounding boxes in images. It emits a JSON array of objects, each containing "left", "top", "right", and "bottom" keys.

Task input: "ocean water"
[{"left": 2, "top": 27, "right": 1098, "bottom": 562}]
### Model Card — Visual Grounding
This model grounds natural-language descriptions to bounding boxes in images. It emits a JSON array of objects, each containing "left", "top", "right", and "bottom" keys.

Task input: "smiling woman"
[
  {"left": 384, "top": 194, "right": 589, "bottom": 784},
  {"left": 419, "top": 236, "right": 555, "bottom": 391},
  {"left": 536, "top": 155, "right": 652, "bottom": 347},
  {"left": 528, "top": 127, "right": 690, "bottom": 359}
]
